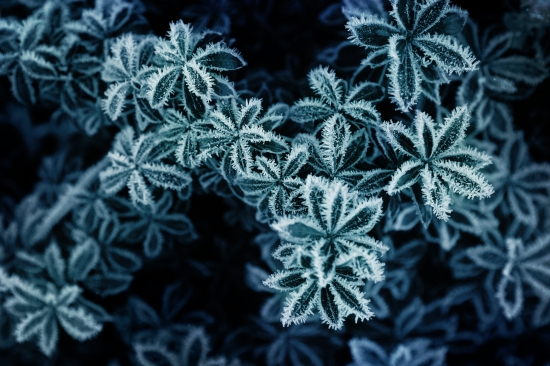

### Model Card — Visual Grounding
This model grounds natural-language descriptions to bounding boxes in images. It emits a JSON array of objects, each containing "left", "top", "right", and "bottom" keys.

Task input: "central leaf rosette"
[{"left": 264, "top": 176, "right": 387, "bottom": 329}]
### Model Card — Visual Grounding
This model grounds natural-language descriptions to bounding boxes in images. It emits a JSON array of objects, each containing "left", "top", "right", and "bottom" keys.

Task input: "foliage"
[{"left": 0, "top": 0, "right": 548, "bottom": 364}]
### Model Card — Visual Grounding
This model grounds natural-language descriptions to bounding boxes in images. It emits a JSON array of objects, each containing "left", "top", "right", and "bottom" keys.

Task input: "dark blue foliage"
[{"left": 0, "top": 0, "right": 549, "bottom": 365}]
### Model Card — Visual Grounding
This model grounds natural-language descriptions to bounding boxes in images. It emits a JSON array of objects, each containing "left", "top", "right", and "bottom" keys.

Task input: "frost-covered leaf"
[
  {"left": 146, "top": 66, "right": 180, "bottom": 109},
  {"left": 68, "top": 238, "right": 100, "bottom": 282},
  {"left": 56, "top": 306, "right": 102, "bottom": 341},
  {"left": 194, "top": 43, "right": 246, "bottom": 71},
  {"left": 141, "top": 163, "right": 192, "bottom": 190}
]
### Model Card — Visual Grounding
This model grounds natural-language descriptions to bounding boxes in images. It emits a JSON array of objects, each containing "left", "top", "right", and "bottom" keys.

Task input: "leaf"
[
  {"left": 346, "top": 81, "right": 385, "bottom": 103},
  {"left": 85, "top": 272, "right": 133, "bottom": 297},
  {"left": 194, "top": 43, "right": 246, "bottom": 70},
  {"left": 168, "top": 20, "right": 194, "bottom": 60},
  {"left": 146, "top": 66, "right": 180, "bottom": 109},
  {"left": 430, "top": 7, "right": 467, "bottom": 35},
  {"left": 496, "top": 272, "right": 523, "bottom": 319},
  {"left": 414, "top": 34, "right": 478, "bottom": 74},
  {"left": 45, "top": 240, "right": 65, "bottom": 286},
  {"left": 38, "top": 312, "right": 58, "bottom": 356},
  {"left": 100, "top": 166, "right": 132, "bottom": 195},
  {"left": 356, "top": 169, "right": 394, "bottom": 196},
  {"left": 19, "top": 18, "right": 45, "bottom": 50},
  {"left": 435, "top": 160, "right": 494, "bottom": 199},
  {"left": 15, "top": 308, "right": 50, "bottom": 343},
  {"left": 281, "top": 280, "right": 318, "bottom": 326},
  {"left": 263, "top": 270, "right": 307, "bottom": 291},
  {"left": 141, "top": 163, "right": 192, "bottom": 190},
  {"left": 182, "top": 77, "right": 207, "bottom": 118},
  {"left": 320, "top": 285, "right": 342, "bottom": 329},
  {"left": 105, "top": 247, "right": 142, "bottom": 273},
  {"left": 290, "top": 98, "right": 333, "bottom": 123},
  {"left": 390, "top": 0, "right": 415, "bottom": 30},
  {"left": 183, "top": 60, "right": 212, "bottom": 100},
  {"left": 388, "top": 36, "right": 421, "bottom": 112},
  {"left": 19, "top": 51, "right": 57, "bottom": 80},
  {"left": 382, "top": 121, "right": 421, "bottom": 158},
  {"left": 349, "top": 338, "right": 388, "bottom": 366},
  {"left": 56, "top": 286, "right": 81, "bottom": 307},
  {"left": 332, "top": 279, "right": 373, "bottom": 321},
  {"left": 346, "top": 14, "right": 399, "bottom": 49},
  {"left": 385, "top": 159, "right": 423, "bottom": 195},
  {"left": 128, "top": 171, "right": 154, "bottom": 206},
  {"left": 414, "top": 0, "right": 449, "bottom": 34},
  {"left": 489, "top": 56, "right": 547, "bottom": 86},
  {"left": 308, "top": 66, "right": 343, "bottom": 106},
  {"left": 433, "top": 106, "right": 470, "bottom": 156},
  {"left": 144, "top": 224, "right": 164, "bottom": 258},
  {"left": 466, "top": 245, "right": 507, "bottom": 270},
  {"left": 56, "top": 306, "right": 102, "bottom": 341},
  {"left": 395, "top": 297, "right": 425, "bottom": 338},
  {"left": 342, "top": 100, "right": 380, "bottom": 126},
  {"left": 103, "top": 81, "right": 132, "bottom": 120},
  {"left": 134, "top": 343, "right": 179, "bottom": 366},
  {"left": 68, "top": 238, "right": 100, "bottom": 282},
  {"left": 10, "top": 65, "right": 36, "bottom": 105}
]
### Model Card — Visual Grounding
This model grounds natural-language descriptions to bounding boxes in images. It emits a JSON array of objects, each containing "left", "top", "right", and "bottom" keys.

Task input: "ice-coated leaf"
[
  {"left": 430, "top": 6, "right": 467, "bottom": 35},
  {"left": 433, "top": 105, "right": 469, "bottom": 156},
  {"left": 320, "top": 285, "right": 342, "bottom": 329},
  {"left": 263, "top": 270, "right": 307, "bottom": 291},
  {"left": 85, "top": 272, "right": 133, "bottom": 297},
  {"left": 19, "top": 18, "right": 45, "bottom": 51},
  {"left": 414, "top": 34, "right": 478, "bottom": 74},
  {"left": 356, "top": 169, "right": 394, "bottom": 196},
  {"left": 342, "top": 100, "right": 380, "bottom": 126},
  {"left": 388, "top": 36, "right": 421, "bottom": 112},
  {"left": 167, "top": 20, "right": 194, "bottom": 61},
  {"left": 10, "top": 65, "right": 36, "bottom": 105},
  {"left": 134, "top": 342, "right": 179, "bottom": 366},
  {"left": 496, "top": 272, "right": 523, "bottom": 320},
  {"left": 346, "top": 81, "right": 385, "bottom": 103},
  {"left": 382, "top": 121, "right": 421, "bottom": 158},
  {"left": 308, "top": 66, "right": 343, "bottom": 106},
  {"left": 100, "top": 166, "right": 132, "bottom": 195},
  {"left": 141, "top": 163, "right": 192, "bottom": 190},
  {"left": 466, "top": 245, "right": 507, "bottom": 270},
  {"left": 435, "top": 160, "right": 494, "bottom": 199},
  {"left": 194, "top": 43, "right": 246, "bottom": 71},
  {"left": 385, "top": 159, "right": 423, "bottom": 195},
  {"left": 420, "top": 167, "right": 451, "bottom": 220},
  {"left": 15, "top": 308, "right": 50, "bottom": 343},
  {"left": 56, "top": 285, "right": 81, "bottom": 307},
  {"left": 105, "top": 247, "right": 143, "bottom": 273},
  {"left": 346, "top": 14, "right": 399, "bottom": 48},
  {"left": 56, "top": 306, "right": 102, "bottom": 341},
  {"left": 19, "top": 51, "right": 57, "bottom": 80},
  {"left": 290, "top": 98, "right": 333, "bottom": 123},
  {"left": 68, "top": 238, "right": 100, "bottom": 282},
  {"left": 146, "top": 66, "right": 180, "bottom": 109},
  {"left": 349, "top": 337, "right": 387, "bottom": 366},
  {"left": 332, "top": 278, "right": 373, "bottom": 321},
  {"left": 183, "top": 59, "right": 213, "bottom": 100},
  {"left": 390, "top": 0, "right": 415, "bottom": 30},
  {"left": 414, "top": 0, "right": 448, "bottom": 34},
  {"left": 102, "top": 81, "right": 132, "bottom": 120},
  {"left": 488, "top": 56, "right": 547, "bottom": 86},
  {"left": 38, "top": 312, "right": 58, "bottom": 356},
  {"left": 45, "top": 240, "right": 65, "bottom": 286},
  {"left": 128, "top": 171, "right": 154, "bottom": 206},
  {"left": 281, "top": 280, "right": 318, "bottom": 326}
]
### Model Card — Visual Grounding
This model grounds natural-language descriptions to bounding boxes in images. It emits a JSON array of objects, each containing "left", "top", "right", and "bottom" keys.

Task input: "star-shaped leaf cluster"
[
  {"left": 347, "top": 0, "right": 477, "bottom": 111},
  {"left": 382, "top": 106, "right": 493, "bottom": 220},
  {"left": 264, "top": 176, "right": 386, "bottom": 329}
]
